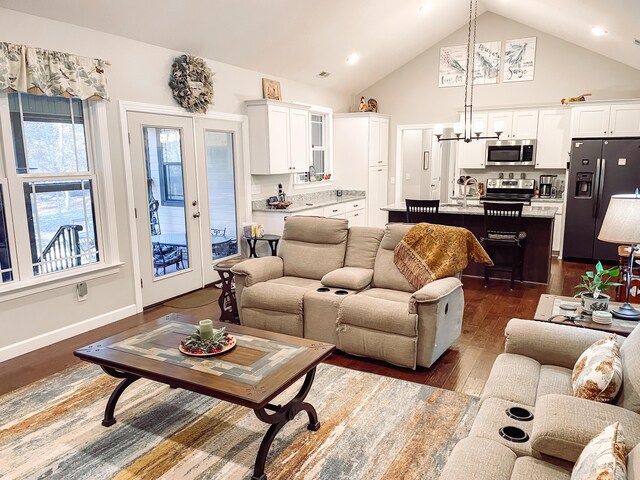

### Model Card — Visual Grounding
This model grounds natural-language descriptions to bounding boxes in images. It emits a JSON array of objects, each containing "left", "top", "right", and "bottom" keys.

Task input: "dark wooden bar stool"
[
  {"left": 480, "top": 202, "right": 527, "bottom": 290},
  {"left": 405, "top": 199, "right": 440, "bottom": 223}
]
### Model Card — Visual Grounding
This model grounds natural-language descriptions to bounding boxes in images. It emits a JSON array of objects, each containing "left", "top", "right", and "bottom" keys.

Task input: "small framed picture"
[
  {"left": 262, "top": 78, "right": 282, "bottom": 100},
  {"left": 423, "top": 151, "right": 430, "bottom": 170},
  {"left": 268, "top": 196, "right": 279, "bottom": 205}
]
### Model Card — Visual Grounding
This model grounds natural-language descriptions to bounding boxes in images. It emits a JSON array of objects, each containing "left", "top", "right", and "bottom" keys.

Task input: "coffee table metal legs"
[
  {"left": 251, "top": 367, "right": 320, "bottom": 480},
  {"left": 100, "top": 366, "right": 140, "bottom": 427},
  {"left": 99, "top": 365, "right": 320, "bottom": 480}
]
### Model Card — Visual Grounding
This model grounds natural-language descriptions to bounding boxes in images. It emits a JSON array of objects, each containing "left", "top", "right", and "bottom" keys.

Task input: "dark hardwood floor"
[{"left": 0, "top": 260, "right": 586, "bottom": 397}]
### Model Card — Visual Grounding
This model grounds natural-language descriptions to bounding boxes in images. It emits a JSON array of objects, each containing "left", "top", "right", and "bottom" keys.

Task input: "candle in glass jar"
[{"left": 199, "top": 319, "right": 214, "bottom": 340}]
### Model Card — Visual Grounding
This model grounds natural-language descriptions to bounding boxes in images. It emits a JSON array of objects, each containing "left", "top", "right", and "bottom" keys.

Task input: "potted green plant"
[{"left": 574, "top": 261, "right": 621, "bottom": 313}]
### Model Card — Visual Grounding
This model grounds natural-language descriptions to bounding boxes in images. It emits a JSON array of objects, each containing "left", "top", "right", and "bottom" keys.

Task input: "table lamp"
[{"left": 597, "top": 190, "right": 640, "bottom": 320}]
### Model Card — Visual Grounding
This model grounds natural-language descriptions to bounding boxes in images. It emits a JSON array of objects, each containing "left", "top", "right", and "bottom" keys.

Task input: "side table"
[
  {"left": 213, "top": 257, "right": 247, "bottom": 324},
  {"left": 534, "top": 294, "right": 637, "bottom": 336},
  {"left": 245, "top": 234, "right": 281, "bottom": 258}
]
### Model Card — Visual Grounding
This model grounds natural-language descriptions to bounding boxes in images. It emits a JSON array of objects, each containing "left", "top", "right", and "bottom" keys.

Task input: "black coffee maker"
[{"left": 539, "top": 175, "right": 557, "bottom": 198}]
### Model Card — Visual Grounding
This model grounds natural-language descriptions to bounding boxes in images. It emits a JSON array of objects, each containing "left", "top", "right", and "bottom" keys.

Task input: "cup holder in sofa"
[
  {"left": 499, "top": 426, "right": 529, "bottom": 443},
  {"left": 334, "top": 290, "right": 349, "bottom": 295},
  {"left": 316, "top": 287, "right": 331, "bottom": 293},
  {"left": 505, "top": 407, "right": 534, "bottom": 422}
]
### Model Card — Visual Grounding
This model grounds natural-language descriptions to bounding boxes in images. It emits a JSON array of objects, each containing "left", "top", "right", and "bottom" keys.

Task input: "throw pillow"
[
  {"left": 321, "top": 267, "right": 373, "bottom": 291},
  {"left": 572, "top": 334, "right": 622, "bottom": 402},
  {"left": 571, "top": 422, "right": 627, "bottom": 480}
]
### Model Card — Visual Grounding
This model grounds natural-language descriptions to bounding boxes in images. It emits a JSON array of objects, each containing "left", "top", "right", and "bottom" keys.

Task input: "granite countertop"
[
  {"left": 253, "top": 194, "right": 366, "bottom": 213},
  {"left": 449, "top": 195, "right": 564, "bottom": 203},
  {"left": 381, "top": 202, "right": 557, "bottom": 218}
]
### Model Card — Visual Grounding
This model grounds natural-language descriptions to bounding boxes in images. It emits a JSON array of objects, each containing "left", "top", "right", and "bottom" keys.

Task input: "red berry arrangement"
[{"left": 180, "top": 327, "right": 233, "bottom": 355}]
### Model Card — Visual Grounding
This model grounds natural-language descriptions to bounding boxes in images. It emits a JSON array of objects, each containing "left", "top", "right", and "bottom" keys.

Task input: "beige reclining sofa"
[
  {"left": 231, "top": 215, "right": 464, "bottom": 369},
  {"left": 441, "top": 318, "right": 640, "bottom": 479}
]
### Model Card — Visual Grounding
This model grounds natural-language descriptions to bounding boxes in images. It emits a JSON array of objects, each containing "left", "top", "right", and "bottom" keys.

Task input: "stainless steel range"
[{"left": 481, "top": 178, "right": 536, "bottom": 204}]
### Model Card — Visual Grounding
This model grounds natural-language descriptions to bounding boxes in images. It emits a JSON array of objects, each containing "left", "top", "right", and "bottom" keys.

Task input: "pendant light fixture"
[{"left": 435, "top": 0, "right": 502, "bottom": 143}]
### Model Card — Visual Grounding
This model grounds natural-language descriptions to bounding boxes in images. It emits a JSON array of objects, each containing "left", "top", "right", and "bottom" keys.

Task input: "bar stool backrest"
[
  {"left": 483, "top": 202, "right": 524, "bottom": 238},
  {"left": 406, "top": 199, "right": 440, "bottom": 223}
]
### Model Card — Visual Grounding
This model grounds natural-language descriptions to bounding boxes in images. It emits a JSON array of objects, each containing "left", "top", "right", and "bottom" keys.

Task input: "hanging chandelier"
[{"left": 435, "top": 0, "right": 502, "bottom": 143}]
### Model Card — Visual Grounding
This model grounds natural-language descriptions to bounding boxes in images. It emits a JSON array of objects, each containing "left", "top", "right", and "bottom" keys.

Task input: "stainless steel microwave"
[{"left": 485, "top": 139, "right": 536, "bottom": 166}]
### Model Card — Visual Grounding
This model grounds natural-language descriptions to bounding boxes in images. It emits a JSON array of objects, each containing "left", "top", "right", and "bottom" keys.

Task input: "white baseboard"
[{"left": 0, "top": 304, "right": 137, "bottom": 362}]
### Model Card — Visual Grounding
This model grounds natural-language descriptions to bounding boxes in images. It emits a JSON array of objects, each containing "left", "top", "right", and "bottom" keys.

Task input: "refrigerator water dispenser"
[{"left": 575, "top": 173, "right": 593, "bottom": 198}]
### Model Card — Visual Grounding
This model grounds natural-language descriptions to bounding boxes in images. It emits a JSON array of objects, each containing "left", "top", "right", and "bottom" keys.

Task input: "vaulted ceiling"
[{"left": 0, "top": 0, "right": 638, "bottom": 94}]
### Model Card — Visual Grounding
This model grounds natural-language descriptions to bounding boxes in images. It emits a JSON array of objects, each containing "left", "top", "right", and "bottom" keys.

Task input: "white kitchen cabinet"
[
  {"left": 572, "top": 103, "right": 640, "bottom": 138},
  {"left": 609, "top": 104, "right": 640, "bottom": 136},
  {"left": 333, "top": 113, "right": 390, "bottom": 227},
  {"left": 246, "top": 99, "right": 310, "bottom": 174},
  {"left": 487, "top": 110, "right": 538, "bottom": 139},
  {"left": 368, "top": 165, "right": 388, "bottom": 227},
  {"left": 535, "top": 110, "right": 571, "bottom": 169},
  {"left": 570, "top": 105, "right": 611, "bottom": 138},
  {"left": 368, "top": 117, "right": 389, "bottom": 166},
  {"left": 346, "top": 209, "right": 366, "bottom": 226},
  {"left": 457, "top": 138, "right": 486, "bottom": 169}
]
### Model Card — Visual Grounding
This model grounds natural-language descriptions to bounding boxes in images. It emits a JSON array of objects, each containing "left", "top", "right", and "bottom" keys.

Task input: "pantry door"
[{"left": 128, "top": 112, "right": 203, "bottom": 307}]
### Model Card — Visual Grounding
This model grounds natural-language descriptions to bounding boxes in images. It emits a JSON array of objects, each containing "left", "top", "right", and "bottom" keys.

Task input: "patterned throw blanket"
[{"left": 393, "top": 223, "right": 493, "bottom": 289}]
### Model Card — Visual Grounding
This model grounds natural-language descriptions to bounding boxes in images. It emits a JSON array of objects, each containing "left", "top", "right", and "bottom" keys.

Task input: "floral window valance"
[{"left": 0, "top": 42, "right": 109, "bottom": 101}]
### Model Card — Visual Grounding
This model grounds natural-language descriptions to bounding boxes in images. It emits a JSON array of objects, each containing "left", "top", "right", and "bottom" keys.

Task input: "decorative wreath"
[{"left": 169, "top": 54, "right": 215, "bottom": 114}]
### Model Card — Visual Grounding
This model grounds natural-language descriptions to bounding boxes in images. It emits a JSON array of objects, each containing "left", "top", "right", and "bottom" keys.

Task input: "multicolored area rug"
[{"left": 0, "top": 363, "right": 478, "bottom": 479}]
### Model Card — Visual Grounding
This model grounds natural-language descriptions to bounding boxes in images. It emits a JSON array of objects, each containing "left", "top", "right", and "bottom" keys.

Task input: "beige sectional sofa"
[
  {"left": 231, "top": 215, "right": 465, "bottom": 369},
  {"left": 441, "top": 319, "right": 640, "bottom": 479}
]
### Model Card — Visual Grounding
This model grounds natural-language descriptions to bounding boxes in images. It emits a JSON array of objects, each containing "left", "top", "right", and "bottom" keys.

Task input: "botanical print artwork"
[
  {"left": 473, "top": 41, "right": 500, "bottom": 85},
  {"left": 503, "top": 37, "right": 537, "bottom": 82},
  {"left": 439, "top": 45, "right": 468, "bottom": 87}
]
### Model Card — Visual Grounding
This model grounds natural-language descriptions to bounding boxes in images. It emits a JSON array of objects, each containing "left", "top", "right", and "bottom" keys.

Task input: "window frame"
[
  {"left": 0, "top": 92, "right": 122, "bottom": 300},
  {"left": 294, "top": 106, "right": 333, "bottom": 189}
]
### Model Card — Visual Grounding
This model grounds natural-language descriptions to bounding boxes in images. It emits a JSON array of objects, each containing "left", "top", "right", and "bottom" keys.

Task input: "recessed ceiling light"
[
  {"left": 418, "top": 4, "right": 432, "bottom": 14},
  {"left": 346, "top": 53, "right": 360, "bottom": 65},
  {"left": 591, "top": 26, "right": 608, "bottom": 37}
]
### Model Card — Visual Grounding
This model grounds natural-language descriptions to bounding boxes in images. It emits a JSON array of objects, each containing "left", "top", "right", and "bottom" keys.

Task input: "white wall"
[
  {"left": 0, "top": 8, "right": 350, "bottom": 355},
  {"left": 358, "top": 12, "right": 640, "bottom": 203}
]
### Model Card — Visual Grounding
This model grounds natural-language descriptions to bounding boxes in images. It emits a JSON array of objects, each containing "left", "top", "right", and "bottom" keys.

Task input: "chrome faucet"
[{"left": 462, "top": 177, "right": 478, "bottom": 210}]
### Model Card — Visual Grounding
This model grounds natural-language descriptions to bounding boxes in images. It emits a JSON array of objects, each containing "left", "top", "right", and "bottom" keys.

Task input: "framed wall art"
[
  {"left": 503, "top": 37, "right": 537, "bottom": 82},
  {"left": 473, "top": 41, "right": 501, "bottom": 85},
  {"left": 262, "top": 78, "right": 282, "bottom": 100}
]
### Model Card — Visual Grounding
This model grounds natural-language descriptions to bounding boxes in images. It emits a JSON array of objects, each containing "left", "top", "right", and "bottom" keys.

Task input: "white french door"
[
  {"left": 128, "top": 112, "right": 203, "bottom": 306},
  {"left": 128, "top": 111, "right": 246, "bottom": 307}
]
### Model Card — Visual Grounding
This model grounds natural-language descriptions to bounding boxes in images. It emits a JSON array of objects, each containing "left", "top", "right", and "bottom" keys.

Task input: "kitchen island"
[{"left": 381, "top": 202, "right": 558, "bottom": 284}]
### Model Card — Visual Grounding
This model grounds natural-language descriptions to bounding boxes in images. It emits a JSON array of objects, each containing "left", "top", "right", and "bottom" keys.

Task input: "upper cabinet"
[
  {"left": 535, "top": 110, "right": 571, "bottom": 169},
  {"left": 368, "top": 116, "right": 389, "bottom": 166},
  {"left": 571, "top": 104, "right": 640, "bottom": 138},
  {"left": 246, "top": 99, "right": 310, "bottom": 175},
  {"left": 487, "top": 110, "right": 538, "bottom": 139},
  {"left": 457, "top": 112, "right": 487, "bottom": 169}
]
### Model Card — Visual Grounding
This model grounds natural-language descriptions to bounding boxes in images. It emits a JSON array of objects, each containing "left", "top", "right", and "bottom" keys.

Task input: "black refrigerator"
[{"left": 563, "top": 138, "right": 640, "bottom": 263}]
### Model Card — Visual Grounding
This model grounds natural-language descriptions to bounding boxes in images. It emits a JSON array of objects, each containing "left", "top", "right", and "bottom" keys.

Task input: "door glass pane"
[
  {"left": 24, "top": 180, "right": 99, "bottom": 275},
  {"left": 0, "top": 186, "right": 13, "bottom": 283},
  {"left": 205, "top": 131, "right": 238, "bottom": 260},
  {"left": 143, "top": 127, "right": 189, "bottom": 277}
]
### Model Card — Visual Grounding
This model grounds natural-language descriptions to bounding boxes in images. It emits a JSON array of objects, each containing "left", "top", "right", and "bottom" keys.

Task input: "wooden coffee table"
[
  {"left": 534, "top": 294, "right": 638, "bottom": 336},
  {"left": 74, "top": 313, "right": 335, "bottom": 480}
]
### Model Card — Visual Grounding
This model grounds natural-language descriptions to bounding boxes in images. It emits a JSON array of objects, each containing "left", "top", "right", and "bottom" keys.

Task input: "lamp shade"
[{"left": 598, "top": 193, "right": 640, "bottom": 244}]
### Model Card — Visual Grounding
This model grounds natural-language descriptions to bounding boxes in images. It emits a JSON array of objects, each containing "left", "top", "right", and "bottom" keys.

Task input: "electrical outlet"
[
  {"left": 405, "top": 173, "right": 411, "bottom": 180},
  {"left": 390, "top": 177, "right": 396, "bottom": 184},
  {"left": 77, "top": 282, "right": 88, "bottom": 302}
]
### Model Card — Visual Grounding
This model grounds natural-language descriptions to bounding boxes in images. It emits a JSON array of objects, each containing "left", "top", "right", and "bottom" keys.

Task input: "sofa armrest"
[
  {"left": 230, "top": 256, "right": 283, "bottom": 287},
  {"left": 504, "top": 319, "right": 619, "bottom": 369},
  {"left": 531, "top": 394, "right": 640, "bottom": 463},
  {"left": 410, "top": 277, "right": 462, "bottom": 309}
]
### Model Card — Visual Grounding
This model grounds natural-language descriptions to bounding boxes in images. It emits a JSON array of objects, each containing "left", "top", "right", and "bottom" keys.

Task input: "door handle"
[
  {"left": 595, "top": 158, "right": 606, "bottom": 218},
  {"left": 593, "top": 158, "right": 601, "bottom": 218},
  {"left": 192, "top": 200, "right": 197, "bottom": 206},
  {"left": 193, "top": 212, "right": 201, "bottom": 218}
]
